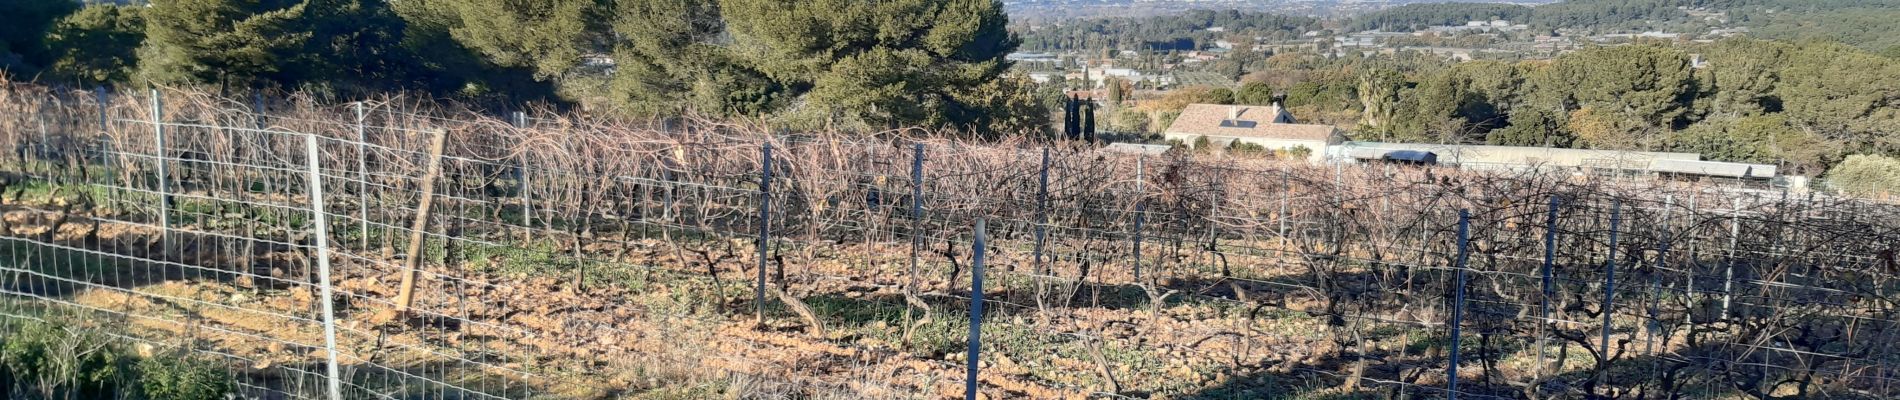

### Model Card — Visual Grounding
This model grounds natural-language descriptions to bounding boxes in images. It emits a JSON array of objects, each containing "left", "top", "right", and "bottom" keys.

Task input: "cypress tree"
[
  {"left": 1083, "top": 98, "right": 1096, "bottom": 142},
  {"left": 1064, "top": 94, "right": 1079, "bottom": 139}
]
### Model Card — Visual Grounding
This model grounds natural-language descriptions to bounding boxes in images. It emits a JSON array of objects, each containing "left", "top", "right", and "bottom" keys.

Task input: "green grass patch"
[{"left": 0, "top": 316, "right": 236, "bottom": 400}]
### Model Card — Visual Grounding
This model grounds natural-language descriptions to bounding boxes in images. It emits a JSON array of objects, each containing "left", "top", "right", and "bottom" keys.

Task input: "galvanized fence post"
[
  {"left": 1535, "top": 195, "right": 1559, "bottom": 383},
  {"left": 34, "top": 101, "right": 49, "bottom": 180},
  {"left": 1649, "top": 195, "right": 1675, "bottom": 384},
  {"left": 96, "top": 87, "right": 108, "bottom": 133},
  {"left": 662, "top": 159, "right": 676, "bottom": 222},
  {"left": 1278, "top": 167, "right": 1289, "bottom": 245},
  {"left": 1723, "top": 198, "right": 1740, "bottom": 320},
  {"left": 966, "top": 218, "right": 988, "bottom": 400},
  {"left": 97, "top": 87, "right": 117, "bottom": 206},
  {"left": 1598, "top": 199, "right": 1623, "bottom": 391},
  {"left": 514, "top": 112, "right": 533, "bottom": 232},
  {"left": 1034, "top": 147, "right": 1049, "bottom": 275},
  {"left": 756, "top": 143, "right": 773, "bottom": 322},
  {"left": 149, "top": 89, "right": 171, "bottom": 255},
  {"left": 910, "top": 144, "right": 925, "bottom": 299},
  {"left": 303, "top": 134, "right": 345, "bottom": 400},
  {"left": 251, "top": 91, "right": 266, "bottom": 129},
  {"left": 1685, "top": 192, "right": 1700, "bottom": 328},
  {"left": 354, "top": 102, "right": 371, "bottom": 250},
  {"left": 1133, "top": 157, "right": 1145, "bottom": 283},
  {"left": 1449, "top": 209, "right": 1471, "bottom": 399}
]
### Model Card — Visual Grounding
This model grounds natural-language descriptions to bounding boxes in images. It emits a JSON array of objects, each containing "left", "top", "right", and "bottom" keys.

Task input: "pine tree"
[
  {"left": 45, "top": 4, "right": 145, "bottom": 86},
  {"left": 0, "top": 0, "right": 79, "bottom": 77},
  {"left": 720, "top": 0, "right": 1019, "bottom": 128},
  {"left": 141, "top": 0, "right": 312, "bottom": 91},
  {"left": 293, "top": 0, "right": 412, "bottom": 91},
  {"left": 423, "top": 0, "right": 604, "bottom": 79}
]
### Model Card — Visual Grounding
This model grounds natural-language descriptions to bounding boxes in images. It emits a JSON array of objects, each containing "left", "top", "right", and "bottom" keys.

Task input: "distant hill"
[
  {"left": 1345, "top": 0, "right": 1900, "bottom": 52},
  {"left": 1004, "top": 1, "right": 1562, "bottom": 23},
  {"left": 1015, "top": 9, "right": 1321, "bottom": 52},
  {"left": 1345, "top": 2, "right": 1536, "bottom": 32}
]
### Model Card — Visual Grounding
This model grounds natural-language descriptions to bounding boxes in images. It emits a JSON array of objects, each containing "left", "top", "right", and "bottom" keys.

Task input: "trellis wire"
[{"left": 0, "top": 84, "right": 1896, "bottom": 399}]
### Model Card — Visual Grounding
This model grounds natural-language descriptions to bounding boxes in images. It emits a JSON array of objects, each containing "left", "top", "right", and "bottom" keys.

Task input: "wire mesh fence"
[{"left": 2, "top": 82, "right": 1898, "bottom": 399}]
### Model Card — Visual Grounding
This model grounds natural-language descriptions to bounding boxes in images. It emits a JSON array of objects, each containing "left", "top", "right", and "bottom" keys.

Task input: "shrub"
[
  {"left": 1825, "top": 154, "right": 1900, "bottom": 198},
  {"left": 137, "top": 353, "right": 234, "bottom": 400},
  {"left": 0, "top": 318, "right": 234, "bottom": 399},
  {"left": 1279, "top": 145, "right": 1313, "bottom": 160},
  {"left": 1228, "top": 141, "right": 1269, "bottom": 157},
  {"left": 1113, "top": 109, "right": 1152, "bottom": 133},
  {"left": 1, "top": 319, "right": 129, "bottom": 398},
  {"left": 1191, "top": 136, "right": 1213, "bottom": 154}
]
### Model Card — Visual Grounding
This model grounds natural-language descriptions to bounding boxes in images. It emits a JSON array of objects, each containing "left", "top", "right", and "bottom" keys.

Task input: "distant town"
[{"left": 1008, "top": 6, "right": 1750, "bottom": 94}]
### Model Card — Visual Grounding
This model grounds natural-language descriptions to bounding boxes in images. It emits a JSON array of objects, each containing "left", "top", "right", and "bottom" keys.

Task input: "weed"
[
  {"left": 135, "top": 353, "right": 233, "bottom": 400},
  {"left": 0, "top": 315, "right": 236, "bottom": 400}
]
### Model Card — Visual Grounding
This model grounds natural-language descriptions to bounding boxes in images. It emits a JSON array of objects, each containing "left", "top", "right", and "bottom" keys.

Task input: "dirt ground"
[{"left": 0, "top": 202, "right": 1660, "bottom": 400}]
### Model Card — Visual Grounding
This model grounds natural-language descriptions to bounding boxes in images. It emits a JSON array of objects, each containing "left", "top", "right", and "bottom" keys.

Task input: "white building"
[{"left": 1163, "top": 104, "right": 1345, "bottom": 163}]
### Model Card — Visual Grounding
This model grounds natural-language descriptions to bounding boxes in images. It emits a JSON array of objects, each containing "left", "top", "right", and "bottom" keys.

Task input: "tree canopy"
[
  {"left": 1223, "top": 39, "right": 1897, "bottom": 174},
  {"left": 381, "top": 0, "right": 1031, "bottom": 132},
  {"left": 1342, "top": 0, "right": 1900, "bottom": 52},
  {"left": 0, "top": 0, "right": 81, "bottom": 78},
  {"left": 140, "top": 0, "right": 313, "bottom": 91},
  {"left": 2, "top": 0, "right": 1038, "bottom": 135},
  {"left": 1015, "top": 10, "right": 1319, "bottom": 52},
  {"left": 45, "top": 4, "right": 146, "bottom": 86}
]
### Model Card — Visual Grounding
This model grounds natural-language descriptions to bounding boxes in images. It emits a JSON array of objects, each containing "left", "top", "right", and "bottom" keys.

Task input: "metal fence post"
[
  {"left": 1536, "top": 195, "right": 1559, "bottom": 383},
  {"left": 303, "top": 134, "right": 345, "bottom": 400},
  {"left": 96, "top": 87, "right": 109, "bottom": 133},
  {"left": 1685, "top": 193, "right": 1699, "bottom": 327},
  {"left": 1133, "top": 157, "right": 1145, "bottom": 283},
  {"left": 966, "top": 218, "right": 988, "bottom": 400},
  {"left": 756, "top": 143, "right": 772, "bottom": 322},
  {"left": 149, "top": 89, "right": 171, "bottom": 255},
  {"left": 1723, "top": 198, "right": 1740, "bottom": 320},
  {"left": 662, "top": 168, "right": 676, "bottom": 221},
  {"left": 514, "top": 112, "right": 533, "bottom": 232},
  {"left": 97, "top": 87, "right": 116, "bottom": 206},
  {"left": 1278, "top": 167, "right": 1289, "bottom": 245},
  {"left": 354, "top": 102, "right": 371, "bottom": 250},
  {"left": 910, "top": 143, "right": 925, "bottom": 301},
  {"left": 1333, "top": 160, "right": 1342, "bottom": 187},
  {"left": 35, "top": 102, "right": 50, "bottom": 180},
  {"left": 1598, "top": 199, "right": 1623, "bottom": 391},
  {"left": 251, "top": 91, "right": 265, "bottom": 129},
  {"left": 1449, "top": 209, "right": 1471, "bottom": 399},
  {"left": 1034, "top": 147, "right": 1049, "bottom": 275},
  {"left": 1649, "top": 195, "right": 1674, "bottom": 383}
]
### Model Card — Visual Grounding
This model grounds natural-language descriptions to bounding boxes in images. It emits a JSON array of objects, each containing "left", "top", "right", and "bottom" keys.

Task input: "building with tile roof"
[{"left": 1162, "top": 103, "right": 1345, "bottom": 163}]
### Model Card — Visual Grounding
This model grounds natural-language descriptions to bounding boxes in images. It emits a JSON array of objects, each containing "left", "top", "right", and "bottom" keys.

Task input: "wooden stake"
[{"left": 386, "top": 129, "right": 448, "bottom": 320}]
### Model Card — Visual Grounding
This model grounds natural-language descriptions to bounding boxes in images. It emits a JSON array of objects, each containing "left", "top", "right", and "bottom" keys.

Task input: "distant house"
[
  {"left": 1089, "top": 68, "right": 1143, "bottom": 82},
  {"left": 1005, "top": 52, "right": 1061, "bottom": 64},
  {"left": 1163, "top": 104, "right": 1345, "bottom": 163}
]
